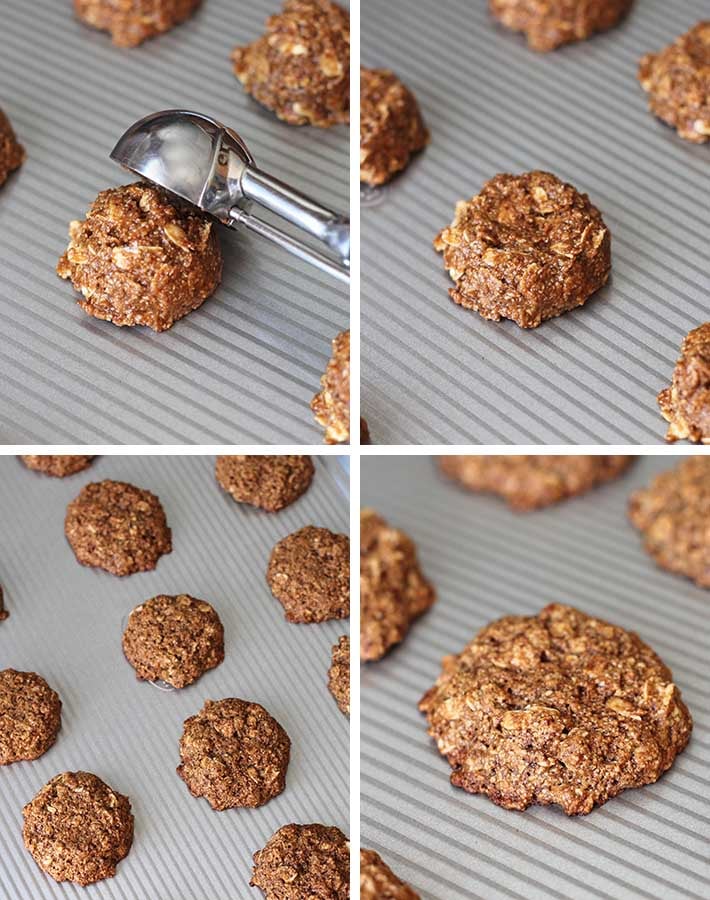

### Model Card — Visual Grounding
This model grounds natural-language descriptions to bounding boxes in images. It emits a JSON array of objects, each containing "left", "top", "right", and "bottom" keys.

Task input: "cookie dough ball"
[
  {"left": 361, "top": 509, "right": 435, "bottom": 661},
  {"left": 231, "top": 0, "right": 349, "bottom": 127},
  {"left": 629, "top": 457, "right": 710, "bottom": 587},
  {"left": 0, "top": 669, "right": 62, "bottom": 764},
  {"left": 216, "top": 455, "right": 314, "bottom": 511},
  {"left": 360, "top": 849, "right": 420, "bottom": 900},
  {"left": 420, "top": 603, "right": 692, "bottom": 815},
  {"left": 0, "top": 108, "right": 25, "bottom": 187},
  {"left": 328, "top": 635, "right": 349, "bottom": 715},
  {"left": 177, "top": 698, "right": 290, "bottom": 810},
  {"left": 251, "top": 823, "right": 349, "bottom": 899},
  {"left": 57, "top": 183, "right": 222, "bottom": 332},
  {"left": 639, "top": 22, "right": 710, "bottom": 143},
  {"left": 360, "top": 67, "right": 429, "bottom": 186},
  {"left": 23, "top": 771, "right": 133, "bottom": 885},
  {"left": 122, "top": 594, "right": 224, "bottom": 688},
  {"left": 434, "top": 171, "right": 611, "bottom": 328},
  {"left": 74, "top": 0, "right": 201, "bottom": 47},
  {"left": 311, "top": 329, "right": 351, "bottom": 444},
  {"left": 267, "top": 526, "right": 350, "bottom": 623},
  {"left": 65, "top": 479, "right": 172, "bottom": 576},
  {"left": 20, "top": 455, "right": 95, "bottom": 477},
  {"left": 490, "top": 0, "right": 632, "bottom": 52},
  {"left": 439, "top": 455, "right": 632, "bottom": 510},
  {"left": 658, "top": 324, "right": 710, "bottom": 443}
]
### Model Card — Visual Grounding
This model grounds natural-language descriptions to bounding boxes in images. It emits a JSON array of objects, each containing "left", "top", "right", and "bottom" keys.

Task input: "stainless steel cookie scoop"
[{"left": 111, "top": 110, "right": 350, "bottom": 284}]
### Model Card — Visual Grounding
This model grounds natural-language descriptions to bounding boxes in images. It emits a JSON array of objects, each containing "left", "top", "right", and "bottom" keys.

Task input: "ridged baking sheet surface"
[
  {"left": 361, "top": 455, "right": 710, "bottom": 899},
  {"left": 361, "top": 0, "right": 710, "bottom": 444},
  {"left": 0, "top": 455, "right": 348, "bottom": 899},
  {"left": 0, "top": 0, "right": 348, "bottom": 444}
]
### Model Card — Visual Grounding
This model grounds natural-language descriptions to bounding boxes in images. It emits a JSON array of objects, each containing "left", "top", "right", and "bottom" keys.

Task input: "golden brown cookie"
[
  {"left": 328, "top": 635, "right": 349, "bottom": 715},
  {"left": 311, "top": 329, "right": 351, "bottom": 444},
  {"left": 232, "top": 0, "right": 349, "bottom": 128},
  {"left": 639, "top": 22, "right": 710, "bottom": 143},
  {"left": 0, "top": 669, "right": 62, "bottom": 764},
  {"left": 65, "top": 479, "right": 172, "bottom": 576},
  {"left": 20, "top": 455, "right": 95, "bottom": 477},
  {"left": 434, "top": 171, "right": 611, "bottom": 328},
  {"left": 490, "top": 0, "right": 632, "bottom": 52},
  {"left": 216, "top": 455, "right": 314, "bottom": 512},
  {"left": 74, "top": 0, "right": 201, "bottom": 47},
  {"left": 360, "top": 849, "right": 420, "bottom": 900},
  {"left": 438, "top": 455, "right": 632, "bottom": 510},
  {"left": 360, "top": 67, "right": 429, "bottom": 186},
  {"left": 361, "top": 509, "right": 435, "bottom": 661},
  {"left": 420, "top": 604, "right": 692, "bottom": 816},
  {"left": 177, "top": 698, "right": 290, "bottom": 810},
  {"left": 658, "top": 323, "right": 710, "bottom": 443},
  {"left": 57, "top": 183, "right": 222, "bottom": 332},
  {"left": 251, "top": 823, "right": 349, "bottom": 898},
  {"left": 0, "top": 107, "right": 24, "bottom": 187}
]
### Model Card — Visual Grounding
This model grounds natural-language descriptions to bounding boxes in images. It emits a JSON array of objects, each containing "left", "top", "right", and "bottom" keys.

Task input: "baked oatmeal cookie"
[
  {"left": 360, "top": 67, "right": 429, "bottom": 186},
  {"left": 251, "top": 823, "right": 349, "bottom": 899},
  {"left": 0, "top": 107, "right": 25, "bottom": 187},
  {"left": 20, "top": 455, "right": 95, "bottom": 477},
  {"left": 328, "top": 635, "right": 349, "bottom": 715},
  {"left": 658, "top": 323, "right": 710, "bottom": 443},
  {"left": 420, "top": 603, "right": 692, "bottom": 815},
  {"left": 0, "top": 669, "right": 62, "bottom": 765},
  {"left": 232, "top": 0, "right": 350, "bottom": 128},
  {"left": 216, "top": 455, "right": 314, "bottom": 511},
  {"left": 57, "top": 183, "right": 222, "bottom": 332},
  {"left": 360, "top": 849, "right": 420, "bottom": 900},
  {"left": 490, "top": 0, "right": 632, "bottom": 52},
  {"left": 311, "top": 329, "right": 351, "bottom": 444},
  {"left": 434, "top": 171, "right": 611, "bottom": 328},
  {"left": 74, "top": 0, "right": 201, "bottom": 48}
]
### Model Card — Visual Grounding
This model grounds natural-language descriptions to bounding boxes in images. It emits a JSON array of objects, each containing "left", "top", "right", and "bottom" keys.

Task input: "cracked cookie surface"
[
  {"left": 251, "top": 823, "right": 349, "bottom": 899},
  {"left": 311, "top": 329, "right": 352, "bottom": 444},
  {"left": 0, "top": 669, "right": 62, "bottom": 765},
  {"left": 0, "top": 108, "right": 25, "bottom": 187},
  {"left": 360, "top": 849, "right": 419, "bottom": 900},
  {"left": 20, "top": 455, "right": 95, "bottom": 477},
  {"left": 74, "top": 0, "right": 201, "bottom": 47},
  {"left": 328, "top": 635, "right": 350, "bottom": 716},
  {"left": 490, "top": 0, "right": 632, "bottom": 52},
  {"left": 216, "top": 455, "right": 314, "bottom": 511},
  {"left": 658, "top": 323, "right": 710, "bottom": 444}
]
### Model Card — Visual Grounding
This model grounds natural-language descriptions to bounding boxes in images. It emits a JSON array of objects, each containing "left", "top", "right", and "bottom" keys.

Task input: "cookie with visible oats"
[
  {"left": 420, "top": 603, "right": 692, "bottom": 816},
  {"left": 251, "top": 823, "right": 349, "bottom": 899},
  {"left": 177, "top": 698, "right": 290, "bottom": 810},
  {"left": 65, "top": 479, "right": 172, "bottom": 576},
  {"left": 0, "top": 107, "right": 24, "bottom": 187},
  {"left": 20, "top": 455, "right": 95, "bottom": 477},
  {"left": 490, "top": 0, "right": 632, "bottom": 52},
  {"left": 434, "top": 171, "right": 611, "bottom": 328},
  {"left": 57, "top": 183, "right": 222, "bottom": 332},
  {"left": 328, "top": 635, "right": 349, "bottom": 715},
  {"left": 311, "top": 329, "right": 351, "bottom": 444},
  {"left": 360, "top": 849, "right": 420, "bottom": 900},
  {"left": 74, "top": 0, "right": 201, "bottom": 47},
  {"left": 658, "top": 323, "right": 710, "bottom": 444},
  {"left": 216, "top": 455, "right": 314, "bottom": 512},
  {"left": 0, "top": 669, "right": 62, "bottom": 764},
  {"left": 23, "top": 771, "right": 133, "bottom": 885}
]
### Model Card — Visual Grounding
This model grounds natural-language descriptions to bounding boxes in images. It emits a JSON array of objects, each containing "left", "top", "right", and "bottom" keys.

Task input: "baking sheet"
[
  {"left": 361, "top": 0, "right": 710, "bottom": 444},
  {"left": 0, "top": 455, "right": 349, "bottom": 899},
  {"left": 0, "top": 0, "right": 349, "bottom": 444},
  {"left": 361, "top": 455, "right": 710, "bottom": 899}
]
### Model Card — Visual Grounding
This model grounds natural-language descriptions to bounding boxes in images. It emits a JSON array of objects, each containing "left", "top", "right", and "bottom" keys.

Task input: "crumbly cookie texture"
[
  {"left": 74, "top": 0, "right": 201, "bottom": 47},
  {"left": 434, "top": 171, "right": 611, "bottom": 328},
  {"left": 629, "top": 457, "right": 710, "bottom": 588},
  {"left": 232, "top": 0, "right": 349, "bottom": 128},
  {"left": 490, "top": 0, "right": 632, "bottom": 52},
  {"left": 312, "top": 329, "right": 351, "bottom": 444},
  {"left": 328, "top": 635, "right": 350, "bottom": 716},
  {"left": 251, "top": 823, "right": 349, "bottom": 899},
  {"left": 658, "top": 323, "right": 710, "bottom": 443},
  {"left": 0, "top": 107, "right": 25, "bottom": 187},
  {"left": 178, "top": 698, "right": 290, "bottom": 810},
  {"left": 639, "top": 22, "right": 710, "bottom": 143},
  {"left": 360, "top": 509, "right": 435, "bottom": 661},
  {"left": 216, "top": 455, "right": 314, "bottom": 512},
  {"left": 23, "top": 771, "right": 133, "bottom": 885},
  {"left": 439, "top": 455, "right": 632, "bottom": 511},
  {"left": 64, "top": 479, "right": 172, "bottom": 576},
  {"left": 122, "top": 594, "right": 224, "bottom": 688},
  {"left": 57, "top": 183, "right": 222, "bottom": 332},
  {"left": 0, "top": 669, "right": 62, "bottom": 765},
  {"left": 420, "top": 604, "right": 692, "bottom": 816},
  {"left": 20, "top": 455, "right": 95, "bottom": 477},
  {"left": 360, "top": 849, "right": 420, "bottom": 900}
]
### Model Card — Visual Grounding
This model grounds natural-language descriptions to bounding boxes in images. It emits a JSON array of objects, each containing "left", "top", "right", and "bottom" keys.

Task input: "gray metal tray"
[
  {"left": 0, "top": 455, "right": 349, "bottom": 899},
  {"left": 361, "top": 0, "right": 710, "bottom": 444},
  {"left": 0, "top": 0, "right": 348, "bottom": 444},
  {"left": 361, "top": 455, "right": 710, "bottom": 899}
]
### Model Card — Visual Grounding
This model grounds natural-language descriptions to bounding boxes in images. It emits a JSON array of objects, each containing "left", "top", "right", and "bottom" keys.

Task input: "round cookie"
[
  {"left": 658, "top": 323, "right": 710, "bottom": 444},
  {"left": 639, "top": 22, "right": 710, "bottom": 143},
  {"left": 360, "top": 509, "right": 435, "bottom": 662},
  {"left": 74, "top": 0, "right": 201, "bottom": 47},
  {"left": 328, "top": 635, "right": 349, "bottom": 716},
  {"left": 64, "top": 479, "right": 172, "bottom": 576},
  {"left": 215, "top": 455, "right": 314, "bottom": 512},
  {"left": 490, "top": 0, "right": 632, "bottom": 52},
  {"left": 231, "top": 0, "right": 349, "bottom": 128},
  {"left": 311, "top": 329, "right": 351, "bottom": 444},
  {"left": 360, "top": 848, "right": 420, "bottom": 900},
  {"left": 251, "top": 823, "right": 349, "bottom": 899},
  {"left": 23, "top": 771, "right": 133, "bottom": 885},
  {"left": 420, "top": 603, "right": 692, "bottom": 816},
  {"left": 267, "top": 526, "right": 350, "bottom": 623},
  {"left": 434, "top": 171, "right": 611, "bottom": 328},
  {"left": 177, "top": 698, "right": 290, "bottom": 810},
  {"left": 438, "top": 455, "right": 632, "bottom": 510},
  {"left": 0, "top": 669, "right": 61, "bottom": 764},
  {"left": 0, "top": 107, "right": 25, "bottom": 187},
  {"left": 20, "top": 455, "right": 95, "bottom": 477},
  {"left": 57, "top": 183, "right": 222, "bottom": 332},
  {"left": 122, "top": 594, "right": 224, "bottom": 688},
  {"left": 629, "top": 457, "right": 710, "bottom": 587},
  {"left": 360, "top": 67, "right": 429, "bottom": 187}
]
